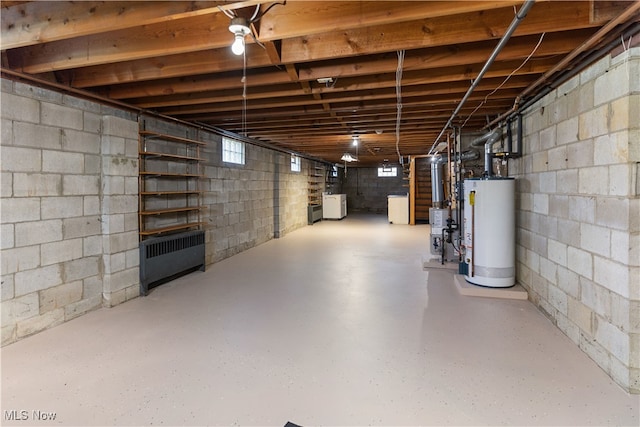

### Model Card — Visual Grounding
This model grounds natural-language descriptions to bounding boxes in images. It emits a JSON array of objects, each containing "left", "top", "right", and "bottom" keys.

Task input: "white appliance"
[
  {"left": 463, "top": 178, "right": 515, "bottom": 288},
  {"left": 387, "top": 195, "right": 408, "bottom": 224},
  {"left": 322, "top": 193, "right": 347, "bottom": 219}
]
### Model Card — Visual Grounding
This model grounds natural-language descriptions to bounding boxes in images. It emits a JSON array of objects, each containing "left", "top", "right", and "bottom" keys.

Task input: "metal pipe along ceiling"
[
  {"left": 427, "top": 0, "right": 536, "bottom": 155},
  {"left": 487, "top": 15, "right": 640, "bottom": 129}
]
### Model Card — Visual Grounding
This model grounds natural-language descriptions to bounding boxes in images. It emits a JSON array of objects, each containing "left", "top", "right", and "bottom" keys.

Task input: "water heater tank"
[{"left": 463, "top": 178, "right": 515, "bottom": 288}]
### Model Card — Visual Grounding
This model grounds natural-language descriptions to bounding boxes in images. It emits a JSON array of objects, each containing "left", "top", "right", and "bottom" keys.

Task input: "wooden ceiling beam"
[
  {"left": 131, "top": 72, "right": 537, "bottom": 109},
  {"left": 205, "top": 108, "right": 507, "bottom": 131},
  {"left": 257, "top": 1, "right": 523, "bottom": 41},
  {"left": 9, "top": 2, "right": 597, "bottom": 75},
  {"left": 66, "top": 28, "right": 590, "bottom": 89},
  {"left": 140, "top": 56, "right": 553, "bottom": 112},
  {"left": 207, "top": 113, "right": 500, "bottom": 132},
  {"left": 163, "top": 88, "right": 519, "bottom": 116},
  {"left": 280, "top": 2, "right": 598, "bottom": 62},
  {"left": 67, "top": 45, "right": 274, "bottom": 88},
  {"left": 7, "top": 12, "right": 234, "bottom": 73},
  {"left": 103, "top": 67, "right": 292, "bottom": 99},
  {"left": 297, "top": 29, "right": 595, "bottom": 81},
  {"left": 0, "top": 1, "right": 256, "bottom": 50},
  {"left": 71, "top": 25, "right": 589, "bottom": 91},
  {"left": 64, "top": 29, "right": 580, "bottom": 89},
  {"left": 188, "top": 100, "right": 513, "bottom": 123},
  {"left": 205, "top": 104, "right": 461, "bottom": 121}
]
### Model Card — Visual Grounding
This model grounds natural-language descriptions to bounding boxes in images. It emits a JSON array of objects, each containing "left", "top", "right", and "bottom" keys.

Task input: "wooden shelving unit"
[
  {"left": 138, "top": 126, "right": 205, "bottom": 239},
  {"left": 308, "top": 162, "right": 324, "bottom": 224}
]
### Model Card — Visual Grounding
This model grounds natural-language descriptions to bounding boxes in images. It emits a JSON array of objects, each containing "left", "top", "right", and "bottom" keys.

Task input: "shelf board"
[
  {"left": 139, "top": 222, "right": 204, "bottom": 236},
  {"left": 140, "top": 207, "right": 202, "bottom": 216},
  {"left": 140, "top": 171, "right": 204, "bottom": 178},
  {"left": 140, "top": 190, "right": 203, "bottom": 196},
  {"left": 140, "top": 130, "right": 206, "bottom": 146},
  {"left": 140, "top": 151, "right": 203, "bottom": 162}
]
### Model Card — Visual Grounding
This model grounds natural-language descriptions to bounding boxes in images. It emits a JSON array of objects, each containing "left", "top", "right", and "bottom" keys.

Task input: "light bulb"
[{"left": 231, "top": 34, "right": 245, "bottom": 55}]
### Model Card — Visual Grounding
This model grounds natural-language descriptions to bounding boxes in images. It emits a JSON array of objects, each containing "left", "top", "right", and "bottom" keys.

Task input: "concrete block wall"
[
  {"left": 343, "top": 166, "right": 407, "bottom": 214},
  {"left": 203, "top": 143, "right": 279, "bottom": 262},
  {"left": 140, "top": 117, "right": 310, "bottom": 265},
  {"left": 100, "top": 116, "right": 140, "bottom": 307},
  {"left": 2, "top": 82, "right": 313, "bottom": 345},
  {"left": 1, "top": 79, "right": 140, "bottom": 345},
  {"left": 278, "top": 152, "right": 309, "bottom": 236},
  {"left": 511, "top": 47, "right": 639, "bottom": 393}
]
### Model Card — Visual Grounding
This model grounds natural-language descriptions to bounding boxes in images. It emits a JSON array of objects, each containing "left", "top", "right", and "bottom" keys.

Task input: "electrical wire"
[
  {"left": 459, "top": 32, "right": 546, "bottom": 129},
  {"left": 395, "top": 49, "right": 405, "bottom": 165},
  {"left": 242, "top": 49, "right": 247, "bottom": 137},
  {"left": 426, "top": 0, "right": 535, "bottom": 156},
  {"left": 219, "top": 2, "right": 285, "bottom": 52}
]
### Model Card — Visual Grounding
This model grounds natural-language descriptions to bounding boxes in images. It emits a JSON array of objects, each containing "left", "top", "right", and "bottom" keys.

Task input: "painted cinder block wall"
[
  {"left": 138, "top": 116, "right": 312, "bottom": 264},
  {"left": 1, "top": 79, "right": 313, "bottom": 346},
  {"left": 511, "top": 46, "right": 639, "bottom": 393},
  {"left": 342, "top": 166, "right": 407, "bottom": 214},
  {"left": 0, "top": 79, "right": 141, "bottom": 345}
]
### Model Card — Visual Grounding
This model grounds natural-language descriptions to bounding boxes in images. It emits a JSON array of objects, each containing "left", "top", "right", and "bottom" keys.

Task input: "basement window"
[
  {"left": 377, "top": 166, "right": 397, "bottom": 177},
  {"left": 291, "top": 155, "right": 301, "bottom": 172},
  {"left": 222, "top": 137, "right": 245, "bottom": 165}
]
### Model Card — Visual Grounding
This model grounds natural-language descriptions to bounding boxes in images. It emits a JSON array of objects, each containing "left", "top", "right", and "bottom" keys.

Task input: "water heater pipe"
[
  {"left": 471, "top": 128, "right": 503, "bottom": 176},
  {"left": 430, "top": 150, "right": 480, "bottom": 164}
]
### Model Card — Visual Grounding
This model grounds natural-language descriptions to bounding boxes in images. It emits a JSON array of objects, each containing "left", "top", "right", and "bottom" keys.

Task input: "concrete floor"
[{"left": 2, "top": 214, "right": 638, "bottom": 426}]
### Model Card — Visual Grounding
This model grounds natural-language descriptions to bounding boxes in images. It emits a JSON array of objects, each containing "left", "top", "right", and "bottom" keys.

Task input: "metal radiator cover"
[{"left": 139, "top": 230, "right": 205, "bottom": 295}]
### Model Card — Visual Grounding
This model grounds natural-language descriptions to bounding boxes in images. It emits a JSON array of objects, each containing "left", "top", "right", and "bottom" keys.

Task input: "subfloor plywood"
[{"left": 454, "top": 273, "right": 528, "bottom": 300}]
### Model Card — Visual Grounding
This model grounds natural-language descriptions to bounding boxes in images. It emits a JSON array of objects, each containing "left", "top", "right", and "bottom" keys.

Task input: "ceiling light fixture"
[
  {"left": 340, "top": 153, "right": 358, "bottom": 162},
  {"left": 341, "top": 135, "right": 360, "bottom": 162},
  {"left": 228, "top": 17, "right": 251, "bottom": 55}
]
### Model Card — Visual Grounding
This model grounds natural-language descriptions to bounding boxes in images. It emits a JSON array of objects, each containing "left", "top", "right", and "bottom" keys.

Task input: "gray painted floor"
[{"left": 2, "top": 214, "right": 638, "bottom": 426}]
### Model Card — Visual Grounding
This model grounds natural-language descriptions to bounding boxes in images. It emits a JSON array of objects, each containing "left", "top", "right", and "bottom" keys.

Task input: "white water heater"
[{"left": 463, "top": 178, "right": 515, "bottom": 288}]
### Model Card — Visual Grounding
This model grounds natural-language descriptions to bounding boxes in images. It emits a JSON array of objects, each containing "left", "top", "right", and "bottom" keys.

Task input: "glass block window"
[
  {"left": 222, "top": 137, "right": 245, "bottom": 165},
  {"left": 378, "top": 166, "right": 397, "bottom": 177},
  {"left": 291, "top": 155, "right": 301, "bottom": 172}
]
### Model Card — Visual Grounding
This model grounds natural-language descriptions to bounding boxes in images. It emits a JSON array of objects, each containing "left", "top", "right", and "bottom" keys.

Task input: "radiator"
[
  {"left": 308, "top": 204, "right": 323, "bottom": 224},
  {"left": 139, "top": 230, "right": 205, "bottom": 295}
]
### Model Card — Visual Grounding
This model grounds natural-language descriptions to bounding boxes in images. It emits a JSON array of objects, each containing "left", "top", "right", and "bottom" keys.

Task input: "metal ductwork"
[
  {"left": 431, "top": 162, "right": 445, "bottom": 208},
  {"left": 471, "top": 128, "right": 502, "bottom": 176},
  {"left": 429, "top": 150, "right": 480, "bottom": 164},
  {"left": 429, "top": 150, "right": 480, "bottom": 208}
]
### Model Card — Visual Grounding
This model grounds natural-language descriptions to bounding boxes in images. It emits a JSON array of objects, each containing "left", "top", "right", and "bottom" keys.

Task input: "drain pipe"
[{"left": 427, "top": 0, "right": 535, "bottom": 155}]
